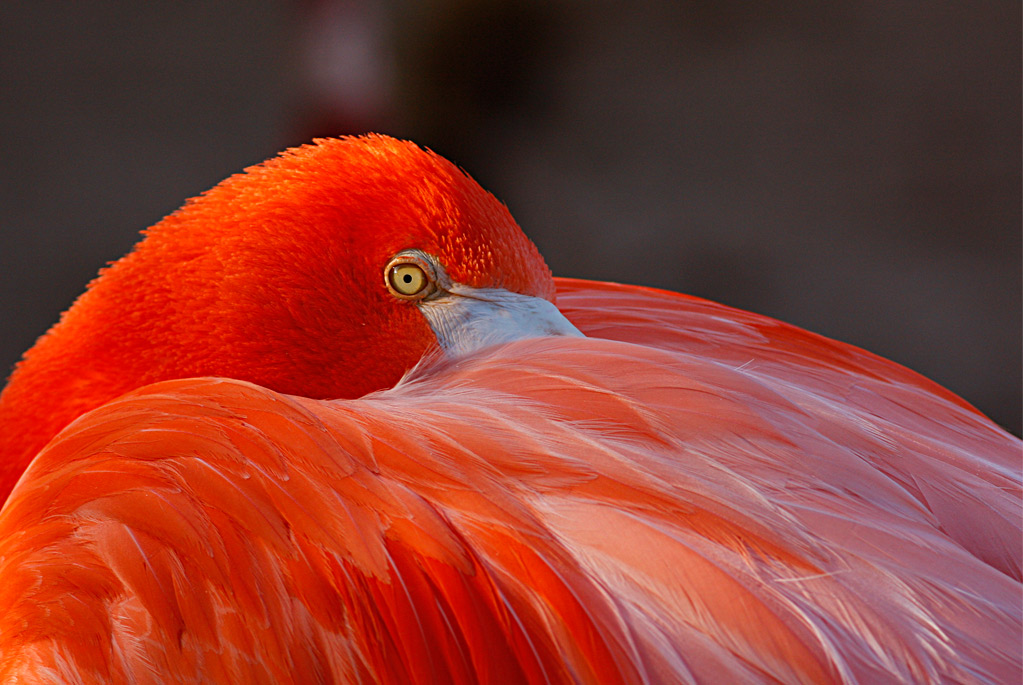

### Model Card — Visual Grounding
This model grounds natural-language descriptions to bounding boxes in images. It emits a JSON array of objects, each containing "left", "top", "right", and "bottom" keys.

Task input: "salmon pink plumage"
[{"left": 0, "top": 136, "right": 1019, "bottom": 684}]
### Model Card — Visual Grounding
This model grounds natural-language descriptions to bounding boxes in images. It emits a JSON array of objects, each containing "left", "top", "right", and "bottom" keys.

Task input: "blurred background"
[{"left": 1, "top": 1, "right": 1020, "bottom": 434}]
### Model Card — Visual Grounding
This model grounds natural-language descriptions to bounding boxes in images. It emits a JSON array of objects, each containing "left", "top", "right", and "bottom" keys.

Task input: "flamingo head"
[{"left": 0, "top": 135, "right": 579, "bottom": 491}]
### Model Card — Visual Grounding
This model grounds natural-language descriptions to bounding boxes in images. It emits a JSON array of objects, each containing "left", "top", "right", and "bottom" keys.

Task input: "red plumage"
[
  {"left": 2, "top": 281, "right": 1019, "bottom": 683},
  {"left": 0, "top": 138, "right": 1018, "bottom": 683}
]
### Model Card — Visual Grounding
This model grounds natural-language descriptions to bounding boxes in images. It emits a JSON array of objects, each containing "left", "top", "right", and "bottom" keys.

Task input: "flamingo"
[{"left": 0, "top": 135, "right": 1018, "bottom": 684}]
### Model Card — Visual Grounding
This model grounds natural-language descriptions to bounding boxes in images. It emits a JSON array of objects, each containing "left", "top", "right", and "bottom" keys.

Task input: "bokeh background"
[{"left": 2, "top": 1, "right": 1020, "bottom": 434}]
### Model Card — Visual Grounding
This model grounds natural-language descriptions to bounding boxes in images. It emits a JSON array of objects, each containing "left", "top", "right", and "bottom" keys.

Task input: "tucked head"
[{"left": 0, "top": 135, "right": 579, "bottom": 497}]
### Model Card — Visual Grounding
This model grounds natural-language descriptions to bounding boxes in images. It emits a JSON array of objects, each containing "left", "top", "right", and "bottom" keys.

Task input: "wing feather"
[{"left": 0, "top": 280, "right": 1018, "bottom": 683}]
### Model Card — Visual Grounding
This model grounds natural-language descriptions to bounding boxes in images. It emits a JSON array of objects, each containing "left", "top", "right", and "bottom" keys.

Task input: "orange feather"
[{"left": 0, "top": 137, "right": 1019, "bottom": 683}]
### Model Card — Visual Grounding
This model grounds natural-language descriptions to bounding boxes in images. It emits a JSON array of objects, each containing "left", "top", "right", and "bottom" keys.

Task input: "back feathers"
[{"left": 1, "top": 279, "right": 1018, "bottom": 684}]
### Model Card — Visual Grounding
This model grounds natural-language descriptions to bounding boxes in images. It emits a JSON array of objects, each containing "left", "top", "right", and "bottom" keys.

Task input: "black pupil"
[{"left": 403, "top": 273, "right": 413, "bottom": 283}]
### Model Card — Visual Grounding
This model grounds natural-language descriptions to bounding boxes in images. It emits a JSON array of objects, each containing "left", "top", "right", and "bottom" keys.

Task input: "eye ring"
[{"left": 385, "top": 253, "right": 438, "bottom": 300}]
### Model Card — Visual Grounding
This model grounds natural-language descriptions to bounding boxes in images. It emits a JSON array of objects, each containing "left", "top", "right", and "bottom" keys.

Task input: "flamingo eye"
[{"left": 385, "top": 254, "right": 437, "bottom": 300}]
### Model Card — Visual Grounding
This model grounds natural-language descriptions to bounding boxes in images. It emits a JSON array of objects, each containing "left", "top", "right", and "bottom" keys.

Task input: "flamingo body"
[
  {"left": 1, "top": 279, "right": 1018, "bottom": 683},
  {"left": 0, "top": 137, "right": 1019, "bottom": 683}
]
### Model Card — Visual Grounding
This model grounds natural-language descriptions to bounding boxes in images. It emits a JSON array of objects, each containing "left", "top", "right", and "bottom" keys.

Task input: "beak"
[{"left": 417, "top": 284, "right": 583, "bottom": 357}]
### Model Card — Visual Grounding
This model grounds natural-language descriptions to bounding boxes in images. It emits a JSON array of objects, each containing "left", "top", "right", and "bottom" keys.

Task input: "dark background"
[{"left": 2, "top": 2, "right": 1020, "bottom": 435}]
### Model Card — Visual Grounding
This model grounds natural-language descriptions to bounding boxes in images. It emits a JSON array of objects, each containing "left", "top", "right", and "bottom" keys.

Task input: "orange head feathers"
[{"left": 0, "top": 135, "right": 569, "bottom": 499}]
